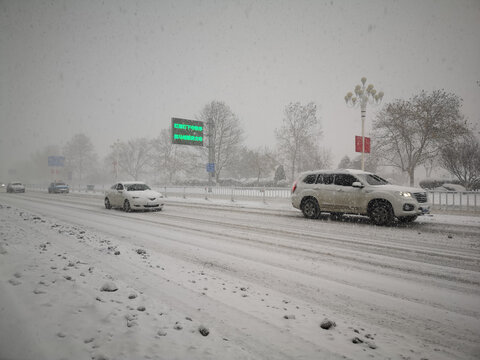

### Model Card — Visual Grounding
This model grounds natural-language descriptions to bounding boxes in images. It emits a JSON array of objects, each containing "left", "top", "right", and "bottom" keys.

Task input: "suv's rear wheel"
[
  {"left": 301, "top": 198, "right": 320, "bottom": 219},
  {"left": 369, "top": 201, "right": 394, "bottom": 226}
]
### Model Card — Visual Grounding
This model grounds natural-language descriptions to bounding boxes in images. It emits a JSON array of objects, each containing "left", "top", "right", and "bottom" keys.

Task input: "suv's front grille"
[{"left": 413, "top": 192, "right": 427, "bottom": 203}]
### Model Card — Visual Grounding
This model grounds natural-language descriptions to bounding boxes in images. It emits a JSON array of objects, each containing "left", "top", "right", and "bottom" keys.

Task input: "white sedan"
[
  {"left": 104, "top": 181, "right": 164, "bottom": 212},
  {"left": 6, "top": 182, "right": 26, "bottom": 193}
]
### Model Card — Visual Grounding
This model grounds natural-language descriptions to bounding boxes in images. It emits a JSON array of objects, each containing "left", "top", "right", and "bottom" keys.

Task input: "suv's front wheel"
[
  {"left": 369, "top": 201, "right": 394, "bottom": 226},
  {"left": 301, "top": 198, "right": 321, "bottom": 219}
]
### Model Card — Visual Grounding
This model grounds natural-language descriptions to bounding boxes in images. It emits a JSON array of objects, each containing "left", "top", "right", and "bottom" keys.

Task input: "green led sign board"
[{"left": 171, "top": 118, "right": 204, "bottom": 146}]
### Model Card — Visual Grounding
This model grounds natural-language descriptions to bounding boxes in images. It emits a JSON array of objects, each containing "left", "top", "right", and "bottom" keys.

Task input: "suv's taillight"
[{"left": 292, "top": 181, "right": 297, "bottom": 194}]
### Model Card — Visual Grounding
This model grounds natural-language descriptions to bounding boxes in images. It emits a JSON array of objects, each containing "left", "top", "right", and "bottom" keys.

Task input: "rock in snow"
[
  {"left": 100, "top": 282, "right": 118, "bottom": 292},
  {"left": 320, "top": 318, "right": 336, "bottom": 330},
  {"left": 198, "top": 326, "right": 210, "bottom": 336}
]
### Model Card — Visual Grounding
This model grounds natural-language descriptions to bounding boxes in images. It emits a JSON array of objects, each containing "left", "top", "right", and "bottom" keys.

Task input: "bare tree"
[
  {"left": 63, "top": 133, "right": 97, "bottom": 182},
  {"left": 247, "top": 147, "right": 276, "bottom": 185},
  {"left": 198, "top": 101, "right": 244, "bottom": 182},
  {"left": 228, "top": 146, "right": 277, "bottom": 183},
  {"left": 109, "top": 138, "right": 153, "bottom": 181},
  {"left": 440, "top": 133, "right": 480, "bottom": 190},
  {"left": 372, "top": 90, "right": 467, "bottom": 186},
  {"left": 349, "top": 153, "right": 379, "bottom": 173},
  {"left": 423, "top": 156, "right": 439, "bottom": 178},
  {"left": 275, "top": 102, "right": 321, "bottom": 181},
  {"left": 337, "top": 155, "right": 351, "bottom": 169},
  {"left": 151, "top": 129, "right": 188, "bottom": 184},
  {"left": 299, "top": 142, "right": 332, "bottom": 171},
  {"left": 274, "top": 164, "right": 286, "bottom": 185},
  {"left": 16, "top": 145, "right": 61, "bottom": 183}
]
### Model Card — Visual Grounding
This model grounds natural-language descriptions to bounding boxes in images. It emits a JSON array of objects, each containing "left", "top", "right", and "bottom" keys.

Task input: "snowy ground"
[{"left": 0, "top": 191, "right": 479, "bottom": 360}]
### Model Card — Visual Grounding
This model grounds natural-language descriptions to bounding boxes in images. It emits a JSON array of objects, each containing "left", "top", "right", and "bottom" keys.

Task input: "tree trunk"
[
  {"left": 291, "top": 157, "right": 296, "bottom": 183},
  {"left": 408, "top": 168, "right": 415, "bottom": 187}
]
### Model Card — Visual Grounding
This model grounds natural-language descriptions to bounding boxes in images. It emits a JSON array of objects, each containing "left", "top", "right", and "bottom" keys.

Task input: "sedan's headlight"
[{"left": 397, "top": 191, "right": 412, "bottom": 198}]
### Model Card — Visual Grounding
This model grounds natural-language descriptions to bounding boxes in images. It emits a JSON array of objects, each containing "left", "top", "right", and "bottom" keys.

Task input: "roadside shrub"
[{"left": 419, "top": 179, "right": 462, "bottom": 190}]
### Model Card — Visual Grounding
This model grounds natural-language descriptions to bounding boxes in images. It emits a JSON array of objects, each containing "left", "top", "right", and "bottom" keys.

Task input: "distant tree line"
[
  {"left": 15, "top": 88, "right": 479, "bottom": 190},
  {"left": 16, "top": 100, "right": 331, "bottom": 186}
]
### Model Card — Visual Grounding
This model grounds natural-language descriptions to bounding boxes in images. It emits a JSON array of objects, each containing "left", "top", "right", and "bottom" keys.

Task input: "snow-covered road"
[{"left": 1, "top": 191, "right": 479, "bottom": 360}]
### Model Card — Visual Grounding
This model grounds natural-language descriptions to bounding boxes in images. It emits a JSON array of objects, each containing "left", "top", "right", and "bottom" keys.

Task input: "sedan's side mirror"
[{"left": 352, "top": 182, "right": 364, "bottom": 188}]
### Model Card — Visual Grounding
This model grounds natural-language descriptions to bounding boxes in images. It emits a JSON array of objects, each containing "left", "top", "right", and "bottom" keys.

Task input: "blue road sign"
[
  {"left": 48, "top": 156, "right": 65, "bottom": 167},
  {"left": 206, "top": 163, "right": 215, "bottom": 173}
]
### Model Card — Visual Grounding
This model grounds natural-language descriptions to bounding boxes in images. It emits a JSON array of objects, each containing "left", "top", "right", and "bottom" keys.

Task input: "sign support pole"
[{"left": 208, "top": 117, "right": 215, "bottom": 192}]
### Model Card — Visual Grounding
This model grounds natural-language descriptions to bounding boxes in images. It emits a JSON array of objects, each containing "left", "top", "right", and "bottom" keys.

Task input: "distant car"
[
  {"left": 291, "top": 169, "right": 430, "bottom": 225},
  {"left": 48, "top": 181, "right": 70, "bottom": 193},
  {"left": 6, "top": 182, "right": 25, "bottom": 193},
  {"left": 105, "top": 181, "right": 164, "bottom": 212}
]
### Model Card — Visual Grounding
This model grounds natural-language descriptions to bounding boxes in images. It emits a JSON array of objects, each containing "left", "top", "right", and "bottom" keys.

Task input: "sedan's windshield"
[
  {"left": 363, "top": 174, "right": 389, "bottom": 185},
  {"left": 126, "top": 183, "right": 151, "bottom": 191}
]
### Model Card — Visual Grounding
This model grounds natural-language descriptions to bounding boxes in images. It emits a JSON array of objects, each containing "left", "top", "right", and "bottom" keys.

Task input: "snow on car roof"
[{"left": 299, "top": 169, "right": 371, "bottom": 175}]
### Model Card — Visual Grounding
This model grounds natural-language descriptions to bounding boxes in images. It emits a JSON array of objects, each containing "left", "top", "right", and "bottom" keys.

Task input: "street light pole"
[
  {"left": 345, "top": 77, "right": 384, "bottom": 171},
  {"left": 360, "top": 101, "right": 366, "bottom": 171}
]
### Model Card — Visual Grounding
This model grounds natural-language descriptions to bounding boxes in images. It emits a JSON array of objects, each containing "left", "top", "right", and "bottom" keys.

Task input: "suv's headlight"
[{"left": 397, "top": 191, "right": 412, "bottom": 198}]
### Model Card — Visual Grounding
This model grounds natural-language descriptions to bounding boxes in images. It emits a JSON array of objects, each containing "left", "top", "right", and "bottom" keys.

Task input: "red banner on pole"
[
  {"left": 355, "top": 136, "right": 362, "bottom": 152},
  {"left": 355, "top": 136, "right": 371, "bottom": 153},
  {"left": 364, "top": 137, "right": 370, "bottom": 153}
]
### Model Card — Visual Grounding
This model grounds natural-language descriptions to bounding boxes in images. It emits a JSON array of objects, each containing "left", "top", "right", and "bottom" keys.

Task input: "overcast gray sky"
[{"left": 1, "top": 0, "right": 479, "bottom": 178}]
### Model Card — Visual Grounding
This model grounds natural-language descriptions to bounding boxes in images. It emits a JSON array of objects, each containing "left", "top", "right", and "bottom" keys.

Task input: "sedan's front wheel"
[
  {"left": 123, "top": 199, "right": 131, "bottom": 212},
  {"left": 104, "top": 197, "right": 112, "bottom": 209}
]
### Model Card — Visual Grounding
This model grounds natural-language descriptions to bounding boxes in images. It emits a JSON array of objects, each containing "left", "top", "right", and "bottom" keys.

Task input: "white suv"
[{"left": 291, "top": 169, "right": 430, "bottom": 225}]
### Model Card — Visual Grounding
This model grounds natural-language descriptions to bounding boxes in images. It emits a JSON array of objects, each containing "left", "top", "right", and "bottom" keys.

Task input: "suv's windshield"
[
  {"left": 363, "top": 174, "right": 389, "bottom": 185},
  {"left": 126, "top": 184, "right": 151, "bottom": 191}
]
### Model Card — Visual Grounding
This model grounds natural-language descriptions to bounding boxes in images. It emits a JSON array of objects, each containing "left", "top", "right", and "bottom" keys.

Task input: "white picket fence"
[
  {"left": 25, "top": 184, "right": 480, "bottom": 212},
  {"left": 157, "top": 186, "right": 480, "bottom": 212},
  {"left": 157, "top": 186, "right": 291, "bottom": 202},
  {"left": 427, "top": 191, "right": 480, "bottom": 212},
  {"left": 159, "top": 187, "right": 480, "bottom": 212}
]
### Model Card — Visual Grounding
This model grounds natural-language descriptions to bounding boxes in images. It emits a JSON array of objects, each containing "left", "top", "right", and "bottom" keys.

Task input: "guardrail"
[
  {"left": 23, "top": 184, "right": 479, "bottom": 212},
  {"left": 159, "top": 187, "right": 479, "bottom": 212},
  {"left": 427, "top": 191, "right": 479, "bottom": 212},
  {"left": 158, "top": 186, "right": 291, "bottom": 203}
]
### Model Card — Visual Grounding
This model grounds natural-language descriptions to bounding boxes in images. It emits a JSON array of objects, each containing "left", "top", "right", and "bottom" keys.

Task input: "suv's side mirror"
[{"left": 352, "top": 182, "right": 364, "bottom": 188}]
